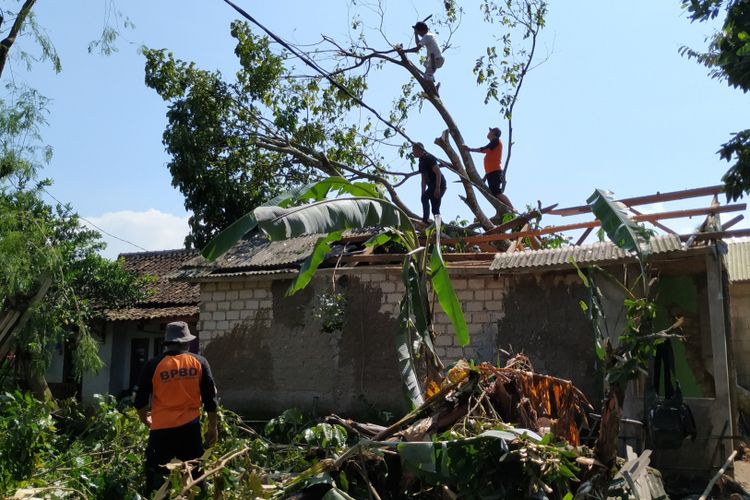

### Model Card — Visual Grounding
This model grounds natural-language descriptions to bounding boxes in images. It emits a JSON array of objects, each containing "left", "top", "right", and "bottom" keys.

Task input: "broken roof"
[
  {"left": 175, "top": 229, "right": 379, "bottom": 281},
  {"left": 103, "top": 249, "right": 199, "bottom": 321},
  {"left": 489, "top": 234, "right": 707, "bottom": 272}
]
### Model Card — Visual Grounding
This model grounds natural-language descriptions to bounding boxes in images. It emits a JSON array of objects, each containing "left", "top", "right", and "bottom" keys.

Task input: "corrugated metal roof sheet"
[
  {"left": 177, "top": 229, "right": 380, "bottom": 280},
  {"left": 490, "top": 234, "right": 686, "bottom": 271},
  {"left": 726, "top": 239, "right": 750, "bottom": 282}
]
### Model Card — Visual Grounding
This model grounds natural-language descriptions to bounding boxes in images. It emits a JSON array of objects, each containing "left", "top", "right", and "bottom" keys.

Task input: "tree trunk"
[
  {"left": 17, "top": 347, "right": 53, "bottom": 400},
  {"left": 594, "top": 386, "right": 623, "bottom": 468}
]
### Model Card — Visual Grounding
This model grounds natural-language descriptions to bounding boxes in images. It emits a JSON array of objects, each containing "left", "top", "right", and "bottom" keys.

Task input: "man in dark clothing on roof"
[
  {"left": 134, "top": 321, "right": 218, "bottom": 494},
  {"left": 413, "top": 142, "right": 446, "bottom": 224}
]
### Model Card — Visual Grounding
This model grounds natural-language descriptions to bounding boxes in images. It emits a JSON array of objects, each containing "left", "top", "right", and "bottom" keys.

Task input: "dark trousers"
[
  {"left": 486, "top": 170, "right": 504, "bottom": 196},
  {"left": 421, "top": 184, "right": 447, "bottom": 222},
  {"left": 145, "top": 419, "right": 204, "bottom": 494}
]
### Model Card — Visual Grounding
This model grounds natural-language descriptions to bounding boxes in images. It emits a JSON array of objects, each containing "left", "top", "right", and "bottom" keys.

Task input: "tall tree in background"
[
  {"left": 0, "top": 1, "right": 145, "bottom": 397},
  {"left": 681, "top": 0, "right": 750, "bottom": 200},
  {"left": 145, "top": 0, "right": 547, "bottom": 248}
]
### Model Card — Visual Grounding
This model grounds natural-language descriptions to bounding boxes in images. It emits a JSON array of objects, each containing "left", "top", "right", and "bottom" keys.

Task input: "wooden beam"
[
  {"left": 634, "top": 203, "right": 745, "bottom": 222},
  {"left": 444, "top": 203, "right": 746, "bottom": 246},
  {"left": 549, "top": 185, "right": 725, "bottom": 216},
  {"left": 575, "top": 227, "right": 594, "bottom": 246},
  {"left": 722, "top": 214, "right": 744, "bottom": 230},
  {"left": 629, "top": 207, "right": 678, "bottom": 235},
  {"left": 483, "top": 203, "right": 559, "bottom": 235},
  {"left": 679, "top": 228, "right": 750, "bottom": 241}
]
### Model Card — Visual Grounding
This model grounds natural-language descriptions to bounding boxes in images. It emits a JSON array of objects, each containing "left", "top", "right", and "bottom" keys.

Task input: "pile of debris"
[
  {"left": 196, "top": 355, "right": 656, "bottom": 499},
  {"left": 150, "top": 355, "right": 694, "bottom": 498}
]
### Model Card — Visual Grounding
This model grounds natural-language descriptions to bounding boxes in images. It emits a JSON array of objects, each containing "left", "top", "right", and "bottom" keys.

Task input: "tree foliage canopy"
[
  {"left": 145, "top": 1, "right": 548, "bottom": 247},
  {"left": 681, "top": 0, "right": 750, "bottom": 200},
  {"left": 0, "top": 1, "right": 146, "bottom": 386}
]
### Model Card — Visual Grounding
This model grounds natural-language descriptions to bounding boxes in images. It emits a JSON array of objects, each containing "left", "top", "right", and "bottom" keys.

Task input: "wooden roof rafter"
[{"left": 444, "top": 185, "right": 747, "bottom": 249}]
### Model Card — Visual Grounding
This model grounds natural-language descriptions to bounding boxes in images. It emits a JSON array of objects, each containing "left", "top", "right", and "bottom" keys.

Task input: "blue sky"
[{"left": 9, "top": 0, "right": 749, "bottom": 258}]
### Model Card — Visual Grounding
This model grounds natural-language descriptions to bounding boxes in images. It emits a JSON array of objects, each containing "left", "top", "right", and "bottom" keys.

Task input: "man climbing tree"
[
  {"left": 414, "top": 142, "right": 447, "bottom": 224},
  {"left": 145, "top": 0, "right": 548, "bottom": 243},
  {"left": 397, "top": 20, "right": 444, "bottom": 95},
  {"left": 463, "top": 127, "right": 514, "bottom": 210}
]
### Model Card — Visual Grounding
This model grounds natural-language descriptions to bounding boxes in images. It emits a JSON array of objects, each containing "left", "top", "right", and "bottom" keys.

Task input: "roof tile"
[{"left": 490, "top": 234, "right": 685, "bottom": 271}]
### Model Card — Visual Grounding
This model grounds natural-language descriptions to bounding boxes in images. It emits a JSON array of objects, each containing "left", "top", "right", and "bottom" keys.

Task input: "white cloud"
[{"left": 82, "top": 209, "right": 190, "bottom": 260}]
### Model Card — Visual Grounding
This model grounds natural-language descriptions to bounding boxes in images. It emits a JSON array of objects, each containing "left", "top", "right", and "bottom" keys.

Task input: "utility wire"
[
  {"left": 40, "top": 185, "right": 150, "bottom": 253},
  {"left": 221, "top": 0, "right": 415, "bottom": 146}
]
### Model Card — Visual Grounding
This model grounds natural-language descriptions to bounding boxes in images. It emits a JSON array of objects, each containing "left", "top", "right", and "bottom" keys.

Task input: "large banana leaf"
[
  {"left": 403, "top": 254, "right": 433, "bottom": 350},
  {"left": 201, "top": 211, "right": 259, "bottom": 261},
  {"left": 267, "top": 177, "right": 382, "bottom": 208},
  {"left": 396, "top": 258, "right": 426, "bottom": 408},
  {"left": 201, "top": 178, "right": 384, "bottom": 261},
  {"left": 256, "top": 198, "right": 416, "bottom": 248},
  {"left": 396, "top": 430, "right": 517, "bottom": 484},
  {"left": 286, "top": 231, "right": 343, "bottom": 296},
  {"left": 587, "top": 189, "right": 651, "bottom": 263},
  {"left": 430, "top": 246, "right": 469, "bottom": 347}
]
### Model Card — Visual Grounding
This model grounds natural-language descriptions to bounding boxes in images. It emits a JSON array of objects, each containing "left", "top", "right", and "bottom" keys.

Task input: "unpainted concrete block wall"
[
  {"left": 198, "top": 268, "right": 596, "bottom": 419},
  {"left": 730, "top": 282, "right": 750, "bottom": 388}
]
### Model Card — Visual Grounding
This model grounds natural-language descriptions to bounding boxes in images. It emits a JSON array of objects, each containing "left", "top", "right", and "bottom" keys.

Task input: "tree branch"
[{"left": 0, "top": 0, "right": 37, "bottom": 79}]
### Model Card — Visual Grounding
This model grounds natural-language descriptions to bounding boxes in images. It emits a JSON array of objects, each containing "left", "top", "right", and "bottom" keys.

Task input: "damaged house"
[{"left": 172, "top": 185, "right": 748, "bottom": 474}]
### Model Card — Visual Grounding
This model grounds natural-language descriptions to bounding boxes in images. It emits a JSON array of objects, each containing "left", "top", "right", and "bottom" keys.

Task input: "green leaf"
[
  {"left": 567, "top": 256, "right": 589, "bottom": 288},
  {"left": 201, "top": 211, "right": 258, "bottom": 261},
  {"left": 587, "top": 189, "right": 651, "bottom": 263},
  {"left": 430, "top": 247, "right": 469, "bottom": 347},
  {"left": 396, "top": 258, "right": 425, "bottom": 408},
  {"left": 267, "top": 177, "right": 382, "bottom": 208},
  {"left": 256, "top": 198, "right": 414, "bottom": 248},
  {"left": 403, "top": 255, "right": 434, "bottom": 356},
  {"left": 202, "top": 178, "right": 385, "bottom": 261},
  {"left": 594, "top": 338, "right": 606, "bottom": 362},
  {"left": 364, "top": 232, "right": 393, "bottom": 248},
  {"left": 397, "top": 441, "right": 439, "bottom": 476},
  {"left": 287, "top": 232, "right": 342, "bottom": 295}
]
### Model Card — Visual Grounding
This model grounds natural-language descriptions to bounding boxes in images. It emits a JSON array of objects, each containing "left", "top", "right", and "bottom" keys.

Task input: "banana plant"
[
  {"left": 586, "top": 188, "right": 675, "bottom": 469},
  {"left": 203, "top": 177, "right": 469, "bottom": 407}
]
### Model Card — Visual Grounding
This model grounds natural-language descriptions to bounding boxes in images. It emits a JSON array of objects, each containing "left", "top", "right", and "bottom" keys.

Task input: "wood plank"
[
  {"left": 484, "top": 203, "right": 559, "bottom": 235},
  {"left": 549, "top": 185, "right": 725, "bottom": 216},
  {"left": 722, "top": 214, "right": 744, "bottom": 230},
  {"left": 680, "top": 228, "right": 750, "bottom": 241},
  {"left": 575, "top": 227, "right": 594, "bottom": 246},
  {"left": 630, "top": 207, "right": 678, "bottom": 235},
  {"left": 445, "top": 204, "right": 747, "bottom": 246}
]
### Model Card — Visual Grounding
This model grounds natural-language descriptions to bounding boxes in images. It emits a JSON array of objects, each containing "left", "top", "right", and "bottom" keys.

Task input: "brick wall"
[
  {"left": 730, "top": 282, "right": 750, "bottom": 388},
  {"left": 197, "top": 266, "right": 597, "bottom": 418}
]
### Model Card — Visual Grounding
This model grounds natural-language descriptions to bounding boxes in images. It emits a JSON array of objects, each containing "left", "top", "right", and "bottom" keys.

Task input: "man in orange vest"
[
  {"left": 463, "top": 127, "right": 514, "bottom": 210},
  {"left": 134, "top": 321, "right": 218, "bottom": 494}
]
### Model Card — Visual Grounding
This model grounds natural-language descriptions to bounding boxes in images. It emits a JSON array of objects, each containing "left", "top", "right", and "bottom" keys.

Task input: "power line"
[{"left": 39, "top": 185, "right": 150, "bottom": 253}]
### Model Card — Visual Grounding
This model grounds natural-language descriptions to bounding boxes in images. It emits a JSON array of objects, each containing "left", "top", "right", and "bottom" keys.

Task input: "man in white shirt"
[{"left": 401, "top": 21, "right": 444, "bottom": 82}]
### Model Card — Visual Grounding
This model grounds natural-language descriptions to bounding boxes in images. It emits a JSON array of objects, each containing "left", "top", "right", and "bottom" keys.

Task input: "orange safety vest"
[
  {"left": 149, "top": 353, "right": 204, "bottom": 430},
  {"left": 483, "top": 140, "right": 503, "bottom": 174}
]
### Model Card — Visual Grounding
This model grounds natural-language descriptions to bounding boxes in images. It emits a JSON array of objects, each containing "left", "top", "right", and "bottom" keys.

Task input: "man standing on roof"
[
  {"left": 413, "top": 142, "right": 446, "bottom": 224},
  {"left": 398, "top": 21, "right": 444, "bottom": 84},
  {"left": 134, "top": 321, "right": 218, "bottom": 494},
  {"left": 463, "top": 127, "right": 514, "bottom": 210}
]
